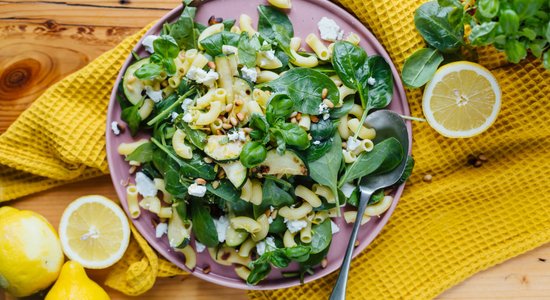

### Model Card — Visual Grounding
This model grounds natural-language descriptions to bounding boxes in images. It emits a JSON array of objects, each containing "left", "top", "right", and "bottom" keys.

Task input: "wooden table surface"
[{"left": 2, "top": 1, "right": 550, "bottom": 299}]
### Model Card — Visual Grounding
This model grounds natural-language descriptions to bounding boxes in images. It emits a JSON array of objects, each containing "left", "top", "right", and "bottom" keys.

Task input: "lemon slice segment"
[
  {"left": 422, "top": 61, "right": 501, "bottom": 138},
  {"left": 59, "top": 195, "right": 130, "bottom": 269}
]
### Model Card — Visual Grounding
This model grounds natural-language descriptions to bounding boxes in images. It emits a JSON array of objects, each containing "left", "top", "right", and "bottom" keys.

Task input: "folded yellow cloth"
[{"left": 0, "top": 0, "right": 549, "bottom": 299}]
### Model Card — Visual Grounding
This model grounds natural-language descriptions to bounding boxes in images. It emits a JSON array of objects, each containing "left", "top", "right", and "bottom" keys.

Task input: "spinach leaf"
[
  {"left": 238, "top": 32, "right": 261, "bottom": 68},
  {"left": 414, "top": 1, "right": 464, "bottom": 52},
  {"left": 170, "top": 5, "right": 198, "bottom": 50},
  {"left": 309, "top": 133, "right": 342, "bottom": 207},
  {"left": 268, "top": 215, "right": 286, "bottom": 233},
  {"left": 126, "top": 142, "right": 154, "bottom": 163},
  {"left": 397, "top": 155, "right": 415, "bottom": 184},
  {"left": 247, "top": 261, "right": 271, "bottom": 285},
  {"left": 199, "top": 31, "right": 240, "bottom": 57},
  {"left": 331, "top": 41, "right": 367, "bottom": 90},
  {"left": 329, "top": 98, "right": 355, "bottom": 119},
  {"left": 180, "top": 153, "right": 217, "bottom": 180},
  {"left": 338, "top": 137, "right": 404, "bottom": 186},
  {"left": 362, "top": 55, "right": 394, "bottom": 111},
  {"left": 154, "top": 150, "right": 189, "bottom": 197},
  {"left": 257, "top": 5, "right": 294, "bottom": 53},
  {"left": 306, "top": 119, "right": 338, "bottom": 161},
  {"left": 264, "top": 68, "right": 339, "bottom": 114},
  {"left": 140, "top": 162, "right": 161, "bottom": 179},
  {"left": 121, "top": 103, "right": 142, "bottom": 136},
  {"left": 177, "top": 121, "right": 207, "bottom": 150},
  {"left": 254, "top": 179, "right": 294, "bottom": 217},
  {"left": 401, "top": 48, "right": 444, "bottom": 88},
  {"left": 190, "top": 199, "right": 219, "bottom": 247},
  {"left": 208, "top": 180, "right": 252, "bottom": 216},
  {"left": 310, "top": 219, "right": 332, "bottom": 254}
]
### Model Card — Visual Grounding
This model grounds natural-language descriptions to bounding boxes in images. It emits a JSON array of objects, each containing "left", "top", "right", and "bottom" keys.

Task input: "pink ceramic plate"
[{"left": 106, "top": 0, "right": 411, "bottom": 290}]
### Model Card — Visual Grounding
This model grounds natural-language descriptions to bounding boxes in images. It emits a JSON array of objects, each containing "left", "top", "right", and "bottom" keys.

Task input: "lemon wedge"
[
  {"left": 58, "top": 195, "right": 130, "bottom": 269},
  {"left": 422, "top": 61, "right": 501, "bottom": 138}
]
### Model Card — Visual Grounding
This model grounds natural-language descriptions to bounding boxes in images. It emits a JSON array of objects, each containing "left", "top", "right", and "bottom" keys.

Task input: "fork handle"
[{"left": 329, "top": 190, "right": 373, "bottom": 300}]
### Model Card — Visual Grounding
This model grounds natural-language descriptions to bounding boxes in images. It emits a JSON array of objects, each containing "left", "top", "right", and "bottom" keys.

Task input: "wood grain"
[{"left": 1, "top": 1, "right": 550, "bottom": 299}]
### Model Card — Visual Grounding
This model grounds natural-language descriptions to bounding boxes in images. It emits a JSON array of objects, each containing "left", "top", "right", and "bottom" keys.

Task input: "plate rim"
[{"left": 106, "top": 0, "right": 412, "bottom": 290}]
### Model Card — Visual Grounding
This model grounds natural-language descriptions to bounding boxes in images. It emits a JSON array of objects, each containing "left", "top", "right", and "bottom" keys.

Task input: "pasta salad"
[{"left": 114, "top": 0, "right": 413, "bottom": 285}]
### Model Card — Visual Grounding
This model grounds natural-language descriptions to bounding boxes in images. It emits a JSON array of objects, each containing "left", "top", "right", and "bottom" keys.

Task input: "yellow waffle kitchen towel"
[{"left": 0, "top": 0, "right": 549, "bottom": 299}]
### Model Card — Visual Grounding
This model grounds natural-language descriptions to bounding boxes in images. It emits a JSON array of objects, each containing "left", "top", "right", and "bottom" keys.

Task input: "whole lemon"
[
  {"left": 0, "top": 206, "right": 64, "bottom": 297},
  {"left": 45, "top": 261, "right": 110, "bottom": 300}
]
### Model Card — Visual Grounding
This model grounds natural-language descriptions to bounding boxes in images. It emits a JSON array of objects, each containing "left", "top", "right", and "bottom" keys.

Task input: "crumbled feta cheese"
[
  {"left": 188, "top": 183, "right": 207, "bottom": 197},
  {"left": 256, "top": 236, "right": 277, "bottom": 256},
  {"left": 195, "top": 241, "right": 206, "bottom": 253},
  {"left": 323, "top": 113, "right": 330, "bottom": 120},
  {"left": 313, "top": 140, "right": 321, "bottom": 145},
  {"left": 367, "top": 77, "right": 377, "bottom": 86},
  {"left": 237, "top": 130, "right": 247, "bottom": 142},
  {"left": 155, "top": 223, "right": 168, "bottom": 238},
  {"left": 340, "top": 182, "right": 356, "bottom": 198},
  {"left": 317, "top": 17, "right": 344, "bottom": 42},
  {"left": 181, "top": 98, "right": 194, "bottom": 111},
  {"left": 142, "top": 35, "right": 159, "bottom": 53},
  {"left": 213, "top": 215, "right": 229, "bottom": 243},
  {"left": 318, "top": 102, "right": 329, "bottom": 114},
  {"left": 227, "top": 130, "right": 240, "bottom": 142},
  {"left": 346, "top": 137, "right": 361, "bottom": 152},
  {"left": 171, "top": 112, "right": 179, "bottom": 122},
  {"left": 186, "top": 66, "right": 219, "bottom": 87},
  {"left": 264, "top": 50, "right": 276, "bottom": 60},
  {"left": 270, "top": 206, "right": 275, "bottom": 212},
  {"left": 268, "top": 216, "right": 274, "bottom": 224},
  {"left": 222, "top": 45, "right": 238, "bottom": 55},
  {"left": 285, "top": 219, "right": 308, "bottom": 233},
  {"left": 111, "top": 121, "right": 120, "bottom": 136},
  {"left": 241, "top": 66, "right": 258, "bottom": 82},
  {"left": 135, "top": 172, "right": 158, "bottom": 197},
  {"left": 182, "top": 112, "right": 193, "bottom": 123},
  {"left": 330, "top": 220, "right": 340, "bottom": 234},
  {"left": 145, "top": 86, "right": 163, "bottom": 103}
]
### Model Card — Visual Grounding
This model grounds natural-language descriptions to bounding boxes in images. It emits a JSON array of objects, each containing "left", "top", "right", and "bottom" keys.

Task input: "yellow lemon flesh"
[
  {"left": 58, "top": 195, "right": 130, "bottom": 269},
  {"left": 0, "top": 206, "right": 64, "bottom": 297},
  {"left": 45, "top": 261, "right": 110, "bottom": 300},
  {"left": 422, "top": 61, "right": 502, "bottom": 138}
]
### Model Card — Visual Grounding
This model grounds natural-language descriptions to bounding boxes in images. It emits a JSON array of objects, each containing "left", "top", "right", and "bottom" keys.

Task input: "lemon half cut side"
[
  {"left": 422, "top": 61, "right": 502, "bottom": 138},
  {"left": 58, "top": 195, "right": 130, "bottom": 269}
]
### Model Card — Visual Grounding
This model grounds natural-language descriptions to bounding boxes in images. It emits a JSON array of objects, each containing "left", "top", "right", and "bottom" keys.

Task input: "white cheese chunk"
[
  {"left": 318, "top": 102, "right": 329, "bottom": 114},
  {"left": 145, "top": 86, "right": 163, "bottom": 103},
  {"left": 195, "top": 241, "right": 206, "bottom": 253},
  {"left": 135, "top": 172, "right": 158, "bottom": 197},
  {"left": 330, "top": 220, "right": 340, "bottom": 234},
  {"left": 285, "top": 219, "right": 308, "bottom": 233},
  {"left": 313, "top": 140, "right": 321, "bottom": 145},
  {"left": 227, "top": 130, "right": 240, "bottom": 142},
  {"left": 171, "top": 112, "right": 179, "bottom": 122},
  {"left": 317, "top": 17, "right": 344, "bottom": 42},
  {"left": 256, "top": 236, "right": 277, "bottom": 256},
  {"left": 367, "top": 77, "right": 377, "bottom": 86},
  {"left": 241, "top": 66, "right": 258, "bottom": 82},
  {"left": 142, "top": 35, "right": 159, "bottom": 53},
  {"left": 346, "top": 137, "right": 361, "bottom": 152},
  {"left": 188, "top": 183, "right": 207, "bottom": 197},
  {"left": 181, "top": 98, "right": 194, "bottom": 111},
  {"left": 213, "top": 215, "right": 229, "bottom": 243},
  {"left": 186, "top": 66, "right": 219, "bottom": 87},
  {"left": 111, "top": 121, "right": 120, "bottom": 136},
  {"left": 182, "top": 112, "right": 193, "bottom": 123},
  {"left": 155, "top": 223, "right": 168, "bottom": 238},
  {"left": 222, "top": 45, "right": 238, "bottom": 55}
]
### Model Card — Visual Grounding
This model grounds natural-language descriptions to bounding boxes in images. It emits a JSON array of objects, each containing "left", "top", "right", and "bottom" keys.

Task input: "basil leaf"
[
  {"left": 240, "top": 141, "right": 268, "bottom": 167},
  {"left": 257, "top": 5, "right": 294, "bottom": 53},
  {"left": 200, "top": 31, "right": 240, "bottom": 57},
  {"left": 153, "top": 35, "right": 179, "bottom": 59},
  {"left": 284, "top": 245, "right": 311, "bottom": 259},
  {"left": 247, "top": 262, "right": 271, "bottom": 285},
  {"left": 269, "top": 251, "right": 291, "bottom": 268},
  {"left": 477, "top": 0, "right": 500, "bottom": 18},
  {"left": 401, "top": 48, "right": 444, "bottom": 88},
  {"left": 469, "top": 22, "right": 498, "bottom": 46},
  {"left": 134, "top": 63, "right": 163, "bottom": 80},
  {"left": 543, "top": 50, "right": 550, "bottom": 70},
  {"left": 170, "top": 6, "right": 198, "bottom": 50},
  {"left": 266, "top": 94, "right": 294, "bottom": 124},
  {"left": 512, "top": 0, "right": 545, "bottom": 19},
  {"left": 264, "top": 68, "right": 339, "bottom": 114},
  {"left": 414, "top": 1, "right": 464, "bottom": 52},
  {"left": 309, "top": 133, "right": 342, "bottom": 206},
  {"left": 276, "top": 123, "right": 310, "bottom": 150},
  {"left": 190, "top": 199, "right": 219, "bottom": 247},
  {"left": 338, "top": 137, "right": 404, "bottom": 186},
  {"left": 126, "top": 142, "right": 154, "bottom": 163},
  {"left": 238, "top": 32, "right": 261, "bottom": 68},
  {"left": 310, "top": 219, "right": 332, "bottom": 254},
  {"left": 504, "top": 39, "right": 527, "bottom": 63}
]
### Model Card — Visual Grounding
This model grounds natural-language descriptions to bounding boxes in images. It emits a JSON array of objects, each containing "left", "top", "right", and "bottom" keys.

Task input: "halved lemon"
[
  {"left": 422, "top": 61, "right": 501, "bottom": 138},
  {"left": 58, "top": 195, "right": 130, "bottom": 269}
]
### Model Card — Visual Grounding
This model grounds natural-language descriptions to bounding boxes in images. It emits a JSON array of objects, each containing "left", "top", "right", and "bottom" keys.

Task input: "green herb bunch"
[{"left": 402, "top": 0, "right": 550, "bottom": 88}]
